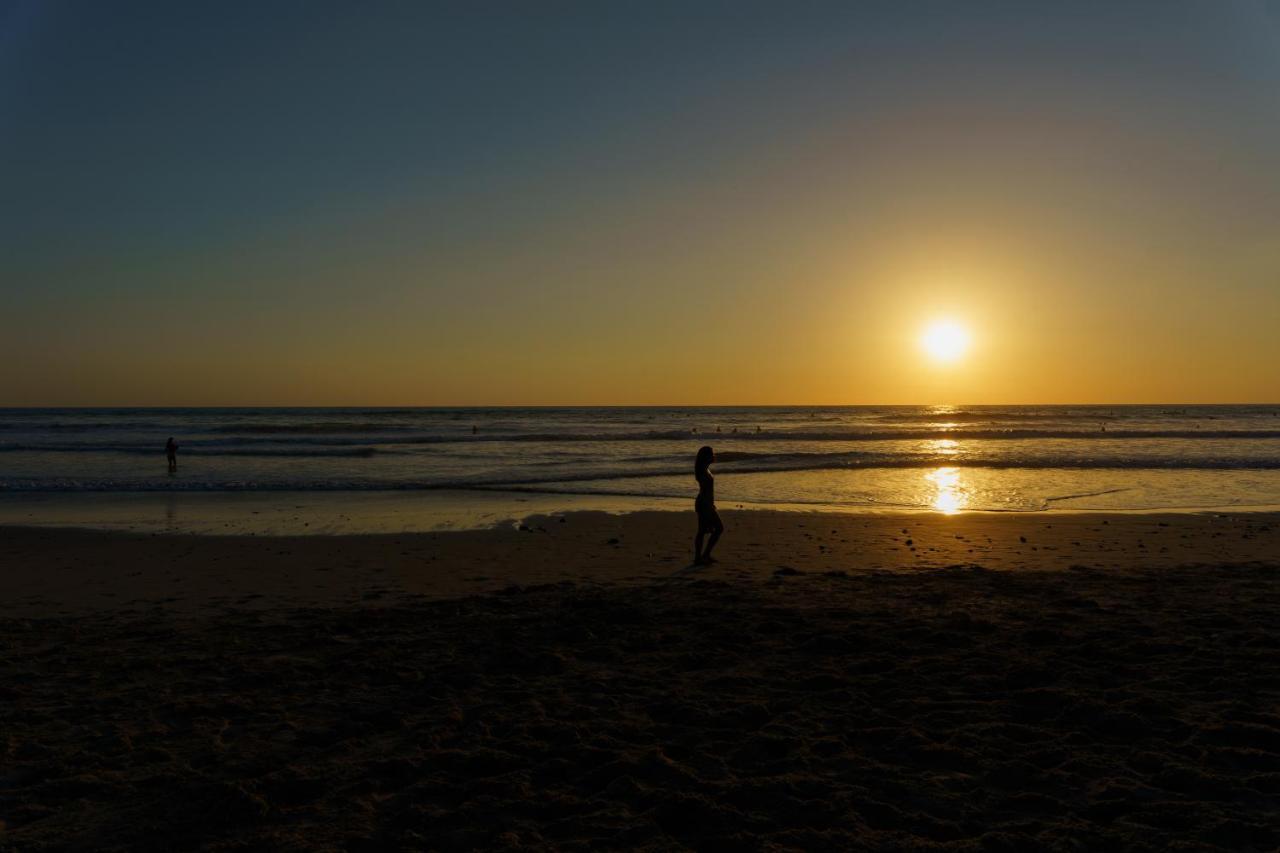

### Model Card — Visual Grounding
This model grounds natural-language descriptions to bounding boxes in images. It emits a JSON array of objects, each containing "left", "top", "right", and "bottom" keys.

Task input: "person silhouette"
[
  {"left": 165, "top": 437, "right": 178, "bottom": 472},
  {"left": 693, "top": 445, "right": 724, "bottom": 565}
]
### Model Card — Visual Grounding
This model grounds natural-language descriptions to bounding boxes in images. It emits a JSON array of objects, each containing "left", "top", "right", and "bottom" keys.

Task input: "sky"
[{"left": 2, "top": 0, "right": 1278, "bottom": 405}]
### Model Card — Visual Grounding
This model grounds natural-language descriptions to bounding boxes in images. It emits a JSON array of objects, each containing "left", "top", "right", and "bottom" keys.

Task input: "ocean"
[{"left": 2, "top": 406, "right": 1279, "bottom": 526}]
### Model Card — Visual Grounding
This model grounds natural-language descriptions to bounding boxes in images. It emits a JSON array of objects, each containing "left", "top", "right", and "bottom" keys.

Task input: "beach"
[
  {"left": 3, "top": 510, "right": 1279, "bottom": 850},
  {"left": 1, "top": 510, "right": 1278, "bottom": 615},
  {"left": 10, "top": 0, "right": 1280, "bottom": 847}
]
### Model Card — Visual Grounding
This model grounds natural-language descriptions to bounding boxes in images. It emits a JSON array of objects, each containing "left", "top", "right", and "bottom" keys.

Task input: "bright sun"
[{"left": 920, "top": 320, "right": 971, "bottom": 363}]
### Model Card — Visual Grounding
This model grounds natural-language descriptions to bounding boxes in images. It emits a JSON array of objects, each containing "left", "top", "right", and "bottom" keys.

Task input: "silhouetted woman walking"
[{"left": 694, "top": 445, "right": 724, "bottom": 564}]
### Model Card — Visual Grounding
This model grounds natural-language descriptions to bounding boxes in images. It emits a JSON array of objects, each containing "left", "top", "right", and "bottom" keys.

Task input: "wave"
[
  {"left": 187, "top": 448, "right": 384, "bottom": 458},
  {"left": 6, "top": 423, "right": 1280, "bottom": 443},
  {"left": 477, "top": 457, "right": 1280, "bottom": 487},
  {"left": 490, "top": 428, "right": 1280, "bottom": 443},
  {"left": 0, "top": 422, "right": 160, "bottom": 432},
  {"left": 704, "top": 451, "right": 1280, "bottom": 473},
  {"left": 715, "top": 456, "right": 1280, "bottom": 473},
  {"left": 216, "top": 427, "right": 1280, "bottom": 444},
  {"left": 401, "top": 428, "right": 1280, "bottom": 443},
  {"left": 0, "top": 444, "right": 385, "bottom": 458},
  {"left": 4, "top": 454, "right": 1280, "bottom": 493},
  {"left": 862, "top": 407, "right": 1280, "bottom": 422},
  {"left": 431, "top": 427, "right": 1280, "bottom": 443},
  {"left": 3, "top": 438, "right": 1278, "bottom": 469},
  {"left": 211, "top": 423, "right": 412, "bottom": 434},
  {"left": 866, "top": 410, "right": 1128, "bottom": 422},
  {"left": 1043, "top": 488, "right": 1132, "bottom": 503}
]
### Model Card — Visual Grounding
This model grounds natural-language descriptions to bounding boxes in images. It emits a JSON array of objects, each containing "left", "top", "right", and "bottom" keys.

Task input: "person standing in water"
[
  {"left": 694, "top": 445, "right": 724, "bottom": 565},
  {"left": 165, "top": 437, "right": 178, "bottom": 472}
]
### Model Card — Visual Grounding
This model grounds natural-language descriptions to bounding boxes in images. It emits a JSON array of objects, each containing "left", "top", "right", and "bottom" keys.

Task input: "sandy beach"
[
  {"left": 2, "top": 510, "right": 1278, "bottom": 615},
  {"left": 2, "top": 510, "right": 1279, "bottom": 850},
  {"left": 9, "top": 0, "right": 1280, "bottom": 847}
]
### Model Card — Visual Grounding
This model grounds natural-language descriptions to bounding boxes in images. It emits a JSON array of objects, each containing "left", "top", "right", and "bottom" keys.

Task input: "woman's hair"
[{"left": 695, "top": 445, "right": 714, "bottom": 472}]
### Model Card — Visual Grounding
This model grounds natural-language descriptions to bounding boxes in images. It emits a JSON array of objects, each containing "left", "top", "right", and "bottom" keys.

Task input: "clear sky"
[{"left": 3, "top": 1, "right": 1278, "bottom": 405}]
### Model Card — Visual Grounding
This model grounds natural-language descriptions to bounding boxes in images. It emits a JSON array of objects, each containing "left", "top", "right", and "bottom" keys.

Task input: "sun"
[{"left": 920, "top": 319, "right": 971, "bottom": 363}]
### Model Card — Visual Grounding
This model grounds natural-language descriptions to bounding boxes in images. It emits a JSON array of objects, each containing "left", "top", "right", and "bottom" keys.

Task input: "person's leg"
[
  {"left": 694, "top": 526, "right": 706, "bottom": 563},
  {"left": 702, "top": 512, "right": 724, "bottom": 562}
]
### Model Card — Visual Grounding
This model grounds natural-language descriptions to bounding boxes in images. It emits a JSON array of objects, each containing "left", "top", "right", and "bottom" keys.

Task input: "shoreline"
[{"left": 2, "top": 489, "right": 1280, "bottom": 539}]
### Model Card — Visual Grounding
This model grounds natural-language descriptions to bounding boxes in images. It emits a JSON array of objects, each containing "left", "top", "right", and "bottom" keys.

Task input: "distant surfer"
[
  {"left": 693, "top": 446, "right": 724, "bottom": 565},
  {"left": 165, "top": 437, "right": 179, "bottom": 472}
]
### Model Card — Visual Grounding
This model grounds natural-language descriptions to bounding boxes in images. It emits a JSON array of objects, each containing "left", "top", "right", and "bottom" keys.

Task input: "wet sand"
[
  {"left": 2, "top": 510, "right": 1278, "bottom": 615},
  {"left": 2, "top": 511, "right": 1279, "bottom": 850}
]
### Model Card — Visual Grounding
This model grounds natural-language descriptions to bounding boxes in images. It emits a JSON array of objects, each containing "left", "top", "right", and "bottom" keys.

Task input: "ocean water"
[{"left": 2, "top": 406, "right": 1279, "bottom": 517}]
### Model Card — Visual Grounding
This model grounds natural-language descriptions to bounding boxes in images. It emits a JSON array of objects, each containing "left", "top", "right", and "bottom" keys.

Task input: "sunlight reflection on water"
[{"left": 926, "top": 466, "right": 968, "bottom": 514}]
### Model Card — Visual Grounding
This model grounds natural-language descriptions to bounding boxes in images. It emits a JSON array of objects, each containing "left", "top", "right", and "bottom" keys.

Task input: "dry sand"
[{"left": 2, "top": 510, "right": 1279, "bottom": 850}]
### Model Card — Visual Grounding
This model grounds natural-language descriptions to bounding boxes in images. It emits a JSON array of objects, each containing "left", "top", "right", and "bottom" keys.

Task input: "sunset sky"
[{"left": 3, "top": 1, "right": 1278, "bottom": 406}]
